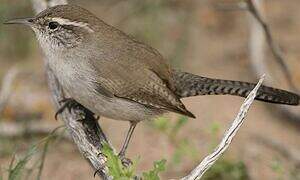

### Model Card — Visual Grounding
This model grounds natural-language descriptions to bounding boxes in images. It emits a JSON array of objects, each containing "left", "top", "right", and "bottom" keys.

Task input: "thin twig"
[
  {"left": 246, "top": 0, "right": 300, "bottom": 123},
  {"left": 245, "top": 0, "right": 298, "bottom": 92},
  {"left": 181, "top": 75, "right": 265, "bottom": 180},
  {"left": 247, "top": 0, "right": 269, "bottom": 81}
]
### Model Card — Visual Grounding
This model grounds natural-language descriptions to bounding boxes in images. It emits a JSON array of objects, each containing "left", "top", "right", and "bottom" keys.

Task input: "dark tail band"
[{"left": 173, "top": 71, "right": 299, "bottom": 106}]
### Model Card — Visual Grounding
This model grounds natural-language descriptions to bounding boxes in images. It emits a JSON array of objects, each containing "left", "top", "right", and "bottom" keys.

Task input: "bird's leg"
[
  {"left": 55, "top": 98, "right": 80, "bottom": 120},
  {"left": 118, "top": 121, "right": 138, "bottom": 166}
]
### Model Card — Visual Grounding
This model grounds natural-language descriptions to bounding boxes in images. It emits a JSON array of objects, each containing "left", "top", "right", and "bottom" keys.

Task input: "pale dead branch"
[
  {"left": 181, "top": 75, "right": 265, "bottom": 180},
  {"left": 246, "top": 0, "right": 298, "bottom": 92},
  {"left": 246, "top": 0, "right": 300, "bottom": 123},
  {"left": 0, "top": 67, "right": 18, "bottom": 115},
  {"left": 247, "top": 0, "right": 269, "bottom": 81}
]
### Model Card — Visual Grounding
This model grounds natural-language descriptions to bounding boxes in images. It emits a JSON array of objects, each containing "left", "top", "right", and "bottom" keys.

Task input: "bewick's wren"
[{"left": 5, "top": 5, "right": 299, "bottom": 160}]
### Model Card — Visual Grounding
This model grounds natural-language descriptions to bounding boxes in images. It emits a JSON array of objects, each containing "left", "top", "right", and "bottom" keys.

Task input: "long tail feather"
[{"left": 173, "top": 71, "right": 299, "bottom": 105}]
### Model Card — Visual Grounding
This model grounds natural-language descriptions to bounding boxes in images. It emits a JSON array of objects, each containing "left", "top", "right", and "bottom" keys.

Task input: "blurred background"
[{"left": 0, "top": 0, "right": 300, "bottom": 179}]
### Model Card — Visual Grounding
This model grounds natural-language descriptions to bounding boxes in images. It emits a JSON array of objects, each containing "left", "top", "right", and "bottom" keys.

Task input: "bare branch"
[
  {"left": 30, "top": 0, "right": 113, "bottom": 179},
  {"left": 247, "top": 0, "right": 269, "bottom": 80},
  {"left": 181, "top": 75, "right": 265, "bottom": 180},
  {"left": 246, "top": 0, "right": 300, "bottom": 123},
  {"left": 0, "top": 67, "right": 18, "bottom": 114},
  {"left": 246, "top": 0, "right": 298, "bottom": 92}
]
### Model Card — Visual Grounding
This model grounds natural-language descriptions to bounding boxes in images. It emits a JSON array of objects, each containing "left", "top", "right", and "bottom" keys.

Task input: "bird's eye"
[{"left": 48, "top": 21, "right": 59, "bottom": 30}]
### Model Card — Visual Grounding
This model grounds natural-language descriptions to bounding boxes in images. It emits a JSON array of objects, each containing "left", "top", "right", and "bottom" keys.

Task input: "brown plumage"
[
  {"left": 19, "top": 4, "right": 299, "bottom": 119},
  {"left": 6, "top": 4, "right": 299, "bottom": 160},
  {"left": 33, "top": 5, "right": 195, "bottom": 118}
]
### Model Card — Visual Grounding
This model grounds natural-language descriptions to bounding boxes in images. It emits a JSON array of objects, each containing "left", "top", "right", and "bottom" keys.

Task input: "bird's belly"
[
  {"left": 58, "top": 74, "right": 163, "bottom": 122},
  {"left": 92, "top": 96, "right": 164, "bottom": 121},
  {"left": 71, "top": 88, "right": 164, "bottom": 121},
  {"left": 50, "top": 59, "right": 164, "bottom": 122}
]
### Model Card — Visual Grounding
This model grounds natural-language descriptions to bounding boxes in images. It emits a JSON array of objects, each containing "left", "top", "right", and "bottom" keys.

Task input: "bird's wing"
[{"left": 88, "top": 34, "right": 195, "bottom": 118}]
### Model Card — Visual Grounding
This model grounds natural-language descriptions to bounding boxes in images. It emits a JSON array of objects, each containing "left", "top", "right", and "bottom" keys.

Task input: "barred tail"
[{"left": 173, "top": 71, "right": 299, "bottom": 105}]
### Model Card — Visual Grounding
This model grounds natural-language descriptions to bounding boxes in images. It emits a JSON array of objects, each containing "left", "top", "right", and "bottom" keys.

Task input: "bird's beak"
[{"left": 3, "top": 18, "right": 34, "bottom": 26}]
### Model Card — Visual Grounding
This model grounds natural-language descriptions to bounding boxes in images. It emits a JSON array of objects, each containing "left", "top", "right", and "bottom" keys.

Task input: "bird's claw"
[
  {"left": 93, "top": 165, "right": 105, "bottom": 178},
  {"left": 54, "top": 98, "right": 79, "bottom": 120},
  {"left": 118, "top": 153, "right": 132, "bottom": 167}
]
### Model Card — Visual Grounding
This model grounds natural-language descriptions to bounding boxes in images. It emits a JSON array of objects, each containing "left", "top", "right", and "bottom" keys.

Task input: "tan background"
[{"left": 0, "top": 0, "right": 299, "bottom": 179}]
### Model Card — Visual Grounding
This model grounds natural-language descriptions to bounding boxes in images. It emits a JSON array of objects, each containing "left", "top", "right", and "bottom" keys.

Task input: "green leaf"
[
  {"left": 101, "top": 142, "right": 135, "bottom": 179},
  {"left": 203, "top": 158, "right": 249, "bottom": 180},
  {"left": 142, "top": 159, "right": 166, "bottom": 180},
  {"left": 5, "top": 126, "right": 64, "bottom": 180},
  {"left": 36, "top": 136, "right": 52, "bottom": 180},
  {"left": 171, "top": 138, "right": 198, "bottom": 165},
  {"left": 170, "top": 116, "right": 188, "bottom": 137},
  {"left": 152, "top": 117, "right": 170, "bottom": 133},
  {"left": 153, "top": 160, "right": 166, "bottom": 172},
  {"left": 8, "top": 145, "right": 37, "bottom": 180}
]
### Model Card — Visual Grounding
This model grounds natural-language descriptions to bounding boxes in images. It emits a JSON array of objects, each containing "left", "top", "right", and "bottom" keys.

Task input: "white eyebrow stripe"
[{"left": 50, "top": 17, "right": 94, "bottom": 33}]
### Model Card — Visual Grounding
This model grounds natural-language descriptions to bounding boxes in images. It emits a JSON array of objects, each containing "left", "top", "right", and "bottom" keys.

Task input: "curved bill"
[{"left": 3, "top": 18, "right": 34, "bottom": 25}]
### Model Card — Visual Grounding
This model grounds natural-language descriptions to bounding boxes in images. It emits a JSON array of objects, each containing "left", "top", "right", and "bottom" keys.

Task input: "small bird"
[{"left": 5, "top": 5, "right": 299, "bottom": 161}]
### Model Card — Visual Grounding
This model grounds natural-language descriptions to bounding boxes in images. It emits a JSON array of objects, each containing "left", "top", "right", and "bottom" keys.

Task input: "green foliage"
[
  {"left": 0, "top": 138, "right": 19, "bottom": 158},
  {"left": 170, "top": 116, "right": 188, "bottom": 138},
  {"left": 209, "top": 121, "right": 221, "bottom": 137},
  {"left": 150, "top": 117, "right": 251, "bottom": 179},
  {"left": 270, "top": 158, "right": 284, "bottom": 174},
  {"left": 1, "top": 126, "right": 64, "bottom": 180},
  {"left": 202, "top": 122, "right": 249, "bottom": 180},
  {"left": 152, "top": 116, "right": 169, "bottom": 133},
  {"left": 151, "top": 116, "right": 188, "bottom": 138},
  {"left": 36, "top": 135, "right": 52, "bottom": 180},
  {"left": 142, "top": 159, "right": 166, "bottom": 180},
  {"left": 8, "top": 146, "right": 37, "bottom": 180},
  {"left": 102, "top": 143, "right": 136, "bottom": 179},
  {"left": 102, "top": 142, "right": 166, "bottom": 179},
  {"left": 202, "top": 159, "right": 249, "bottom": 180},
  {"left": 269, "top": 157, "right": 300, "bottom": 180},
  {"left": 172, "top": 138, "right": 198, "bottom": 165},
  {"left": 270, "top": 158, "right": 285, "bottom": 180},
  {"left": 151, "top": 116, "right": 198, "bottom": 165},
  {"left": 208, "top": 121, "right": 222, "bottom": 150}
]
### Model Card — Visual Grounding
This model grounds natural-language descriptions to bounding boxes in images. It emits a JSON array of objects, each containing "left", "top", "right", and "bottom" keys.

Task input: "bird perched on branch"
[{"left": 5, "top": 4, "right": 299, "bottom": 163}]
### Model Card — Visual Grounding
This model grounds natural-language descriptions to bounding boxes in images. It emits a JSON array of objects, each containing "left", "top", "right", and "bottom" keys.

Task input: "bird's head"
[{"left": 4, "top": 5, "right": 99, "bottom": 54}]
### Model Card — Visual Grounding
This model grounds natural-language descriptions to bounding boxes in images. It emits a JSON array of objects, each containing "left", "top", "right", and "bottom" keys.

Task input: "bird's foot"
[
  {"left": 118, "top": 153, "right": 132, "bottom": 167},
  {"left": 55, "top": 98, "right": 80, "bottom": 120}
]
